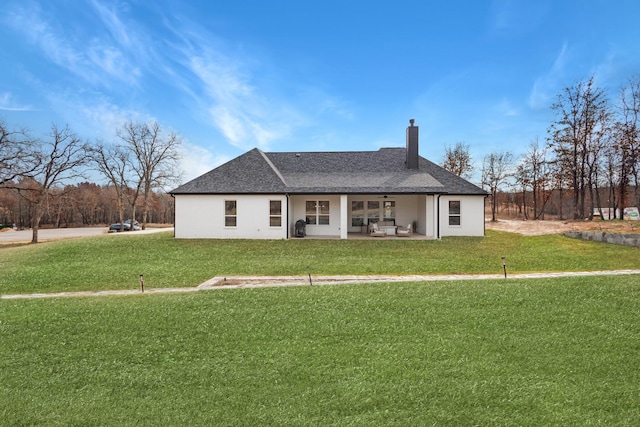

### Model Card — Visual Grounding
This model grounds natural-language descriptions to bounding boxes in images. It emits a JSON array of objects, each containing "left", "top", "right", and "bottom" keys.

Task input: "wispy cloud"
[
  {"left": 179, "top": 142, "right": 231, "bottom": 182},
  {"left": 50, "top": 93, "right": 148, "bottom": 141},
  {"left": 488, "top": 0, "right": 548, "bottom": 36},
  {"left": 89, "top": 0, "right": 133, "bottom": 48},
  {"left": 495, "top": 98, "right": 518, "bottom": 117},
  {"left": 0, "top": 92, "right": 32, "bottom": 111},
  {"left": 6, "top": 4, "right": 85, "bottom": 77},
  {"left": 528, "top": 41, "right": 569, "bottom": 109},
  {"left": 5, "top": 1, "right": 142, "bottom": 87},
  {"left": 172, "top": 33, "right": 302, "bottom": 150},
  {"left": 3, "top": 1, "right": 351, "bottom": 155}
]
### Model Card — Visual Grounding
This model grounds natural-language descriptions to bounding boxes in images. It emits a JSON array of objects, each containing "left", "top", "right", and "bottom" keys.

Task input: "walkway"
[
  {"left": 3, "top": 269, "right": 640, "bottom": 299},
  {"left": 0, "top": 227, "right": 172, "bottom": 244}
]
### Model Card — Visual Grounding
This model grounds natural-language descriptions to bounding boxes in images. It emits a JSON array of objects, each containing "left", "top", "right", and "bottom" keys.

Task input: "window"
[
  {"left": 367, "top": 201, "right": 379, "bottom": 224},
  {"left": 225, "top": 200, "right": 237, "bottom": 227},
  {"left": 306, "top": 200, "right": 330, "bottom": 225},
  {"left": 365, "top": 200, "right": 395, "bottom": 224},
  {"left": 449, "top": 200, "right": 461, "bottom": 226},
  {"left": 383, "top": 201, "right": 395, "bottom": 222},
  {"left": 351, "top": 201, "right": 364, "bottom": 226},
  {"left": 269, "top": 200, "right": 282, "bottom": 227}
]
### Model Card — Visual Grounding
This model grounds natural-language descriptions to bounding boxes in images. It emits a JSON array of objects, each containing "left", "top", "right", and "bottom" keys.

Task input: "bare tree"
[
  {"left": 88, "top": 141, "right": 133, "bottom": 231},
  {"left": 11, "top": 125, "right": 88, "bottom": 243},
  {"left": 482, "top": 150, "right": 514, "bottom": 222},
  {"left": 0, "top": 118, "right": 39, "bottom": 186},
  {"left": 514, "top": 139, "right": 551, "bottom": 220},
  {"left": 548, "top": 76, "right": 608, "bottom": 219},
  {"left": 614, "top": 76, "right": 640, "bottom": 213},
  {"left": 442, "top": 142, "right": 473, "bottom": 178},
  {"left": 529, "top": 139, "right": 552, "bottom": 219},
  {"left": 118, "top": 120, "right": 182, "bottom": 229}
]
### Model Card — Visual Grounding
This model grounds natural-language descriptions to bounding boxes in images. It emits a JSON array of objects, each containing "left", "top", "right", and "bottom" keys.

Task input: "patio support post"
[{"left": 340, "top": 194, "right": 348, "bottom": 239}]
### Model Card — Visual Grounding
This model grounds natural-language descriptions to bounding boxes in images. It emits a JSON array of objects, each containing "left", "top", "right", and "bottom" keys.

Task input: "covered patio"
[{"left": 287, "top": 193, "right": 440, "bottom": 240}]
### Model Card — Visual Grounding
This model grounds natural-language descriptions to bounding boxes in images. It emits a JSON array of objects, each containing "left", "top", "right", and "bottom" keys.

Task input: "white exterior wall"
[
  {"left": 289, "top": 195, "right": 342, "bottom": 237},
  {"left": 438, "top": 195, "right": 486, "bottom": 237},
  {"left": 174, "top": 194, "right": 288, "bottom": 239},
  {"left": 422, "top": 195, "right": 433, "bottom": 238},
  {"left": 340, "top": 195, "right": 348, "bottom": 239},
  {"left": 175, "top": 193, "right": 485, "bottom": 239}
]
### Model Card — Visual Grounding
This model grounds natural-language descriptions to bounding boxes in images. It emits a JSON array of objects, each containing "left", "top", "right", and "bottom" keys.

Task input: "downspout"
[
  {"left": 286, "top": 193, "right": 290, "bottom": 239},
  {"left": 484, "top": 194, "right": 489, "bottom": 236},
  {"left": 170, "top": 193, "right": 176, "bottom": 238},
  {"left": 436, "top": 194, "right": 441, "bottom": 240}
]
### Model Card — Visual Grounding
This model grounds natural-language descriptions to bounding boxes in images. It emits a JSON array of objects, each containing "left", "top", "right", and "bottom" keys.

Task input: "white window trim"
[
  {"left": 351, "top": 200, "right": 365, "bottom": 227},
  {"left": 269, "top": 200, "right": 282, "bottom": 228},
  {"left": 448, "top": 200, "right": 461, "bottom": 227},
  {"left": 224, "top": 200, "right": 237, "bottom": 228},
  {"left": 306, "top": 200, "right": 330, "bottom": 225}
]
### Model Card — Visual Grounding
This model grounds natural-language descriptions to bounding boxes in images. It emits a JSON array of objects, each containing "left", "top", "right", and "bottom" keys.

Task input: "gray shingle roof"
[{"left": 170, "top": 147, "right": 487, "bottom": 195}]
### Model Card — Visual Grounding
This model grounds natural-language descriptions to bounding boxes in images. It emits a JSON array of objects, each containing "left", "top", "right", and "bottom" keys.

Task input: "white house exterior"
[{"left": 171, "top": 120, "right": 488, "bottom": 239}]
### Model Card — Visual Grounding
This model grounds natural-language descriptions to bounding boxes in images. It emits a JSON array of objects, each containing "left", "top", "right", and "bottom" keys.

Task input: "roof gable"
[
  {"left": 171, "top": 147, "right": 487, "bottom": 195},
  {"left": 171, "top": 148, "right": 286, "bottom": 194}
]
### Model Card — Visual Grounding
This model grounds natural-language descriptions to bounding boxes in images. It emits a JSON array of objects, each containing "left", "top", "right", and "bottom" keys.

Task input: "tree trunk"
[
  {"left": 31, "top": 205, "right": 42, "bottom": 244},
  {"left": 558, "top": 187, "right": 564, "bottom": 220},
  {"left": 491, "top": 187, "right": 498, "bottom": 222}
]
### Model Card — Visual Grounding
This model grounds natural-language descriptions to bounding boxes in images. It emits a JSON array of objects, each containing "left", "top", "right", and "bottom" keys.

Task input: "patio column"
[
  {"left": 424, "top": 195, "right": 436, "bottom": 239},
  {"left": 340, "top": 194, "right": 348, "bottom": 239}
]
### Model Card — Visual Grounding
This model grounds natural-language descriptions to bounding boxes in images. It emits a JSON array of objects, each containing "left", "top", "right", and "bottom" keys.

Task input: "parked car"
[{"left": 108, "top": 220, "right": 141, "bottom": 232}]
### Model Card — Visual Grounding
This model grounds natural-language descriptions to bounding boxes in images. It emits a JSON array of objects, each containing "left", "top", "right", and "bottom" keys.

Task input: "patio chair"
[
  {"left": 370, "top": 222, "right": 386, "bottom": 237},
  {"left": 396, "top": 224, "right": 412, "bottom": 237}
]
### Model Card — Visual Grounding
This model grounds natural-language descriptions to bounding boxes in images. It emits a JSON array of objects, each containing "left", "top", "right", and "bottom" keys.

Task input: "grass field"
[
  {"left": 2, "top": 276, "right": 639, "bottom": 425},
  {"left": 1, "top": 231, "right": 639, "bottom": 425},
  {"left": 1, "top": 230, "right": 639, "bottom": 294}
]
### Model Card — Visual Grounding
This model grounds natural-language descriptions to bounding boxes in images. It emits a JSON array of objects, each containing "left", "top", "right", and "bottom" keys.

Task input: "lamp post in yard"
[{"left": 501, "top": 257, "right": 507, "bottom": 279}]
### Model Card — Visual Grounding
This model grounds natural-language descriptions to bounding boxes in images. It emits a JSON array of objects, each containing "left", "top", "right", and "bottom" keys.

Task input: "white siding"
[
  {"left": 422, "top": 195, "right": 434, "bottom": 238},
  {"left": 289, "top": 195, "right": 341, "bottom": 237},
  {"left": 439, "top": 195, "right": 485, "bottom": 237},
  {"left": 174, "top": 193, "right": 486, "bottom": 239},
  {"left": 174, "top": 194, "right": 288, "bottom": 239}
]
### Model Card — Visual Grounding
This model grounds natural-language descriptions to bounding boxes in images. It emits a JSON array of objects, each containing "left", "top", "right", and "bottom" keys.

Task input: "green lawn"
[
  {"left": 1, "top": 230, "right": 639, "bottom": 294},
  {"left": 2, "top": 276, "right": 639, "bottom": 425}
]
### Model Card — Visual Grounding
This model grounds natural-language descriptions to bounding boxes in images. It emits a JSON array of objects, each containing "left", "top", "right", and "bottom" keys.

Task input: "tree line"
[
  {"left": 0, "top": 119, "right": 181, "bottom": 243},
  {"left": 443, "top": 75, "right": 640, "bottom": 222}
]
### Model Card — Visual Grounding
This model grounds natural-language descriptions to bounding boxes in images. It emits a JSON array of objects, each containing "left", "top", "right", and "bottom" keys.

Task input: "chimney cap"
[{"left": 409, "top": 118, "right": 415, "bottom": 126}]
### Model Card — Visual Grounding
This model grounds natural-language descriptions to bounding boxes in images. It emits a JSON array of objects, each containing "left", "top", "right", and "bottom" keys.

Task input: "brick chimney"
[{"left": 406, "top": 119, "right": 419, "bottom": 169}]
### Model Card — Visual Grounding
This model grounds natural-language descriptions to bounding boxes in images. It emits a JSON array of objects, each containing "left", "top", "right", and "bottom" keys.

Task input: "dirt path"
[
  {"left": 4, "top": 270, "right": 640, "bottom": 299},
  {"left": 4, "top": 219, "right": 638, "bottom": 300},
  {"left": 0, "top": 226, "right": 172, "bottom": 244},
  {"left": 485, "top": 218, "right": 639, "bottom": 236}
]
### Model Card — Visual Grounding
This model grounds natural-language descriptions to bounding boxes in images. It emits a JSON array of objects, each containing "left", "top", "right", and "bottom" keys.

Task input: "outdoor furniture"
[
  {"left": 370, "top": 222, "right": 386, "bottom": 237},
  {"left": 396, "top": 224, "right": 412, "bottom": 237},
  {"left": 381, "top": 225, "right": 396, "bottom": 235},
  {"left": 294, "top": 219, "right": 306, "bottom": 237}
]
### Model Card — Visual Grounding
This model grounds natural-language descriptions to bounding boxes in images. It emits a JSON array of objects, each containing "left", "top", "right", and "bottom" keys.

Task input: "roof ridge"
[
  {"left": 266, "top": 147, "right": 404, "bottom": 155},
  {"left": 257, "top": 148, "right": 287, "bottom": 186}
]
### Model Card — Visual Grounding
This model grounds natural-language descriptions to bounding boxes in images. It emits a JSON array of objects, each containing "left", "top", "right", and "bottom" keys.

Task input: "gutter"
[
  {"left": 170, "top": 193, "right": 176, "bottom": 238},
  {"left": 286, "top": 193, "right": 290, "bottom": 239},
  {"left": 436, "top": 194, "right": 441, "bottom": 240}
]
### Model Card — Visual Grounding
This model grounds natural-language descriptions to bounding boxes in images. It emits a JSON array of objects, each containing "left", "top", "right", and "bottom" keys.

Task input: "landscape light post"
[
  {"left": 139, "top": 274, "right": 145, "bottom": 292},
  {"left": 501, "top": 257, "right": 507, "bottom": 279}
]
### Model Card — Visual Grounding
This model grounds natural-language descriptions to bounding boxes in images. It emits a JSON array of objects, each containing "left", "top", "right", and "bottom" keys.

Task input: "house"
[{"left": 170, "top": 120, "right": 488, "bottom": 239}]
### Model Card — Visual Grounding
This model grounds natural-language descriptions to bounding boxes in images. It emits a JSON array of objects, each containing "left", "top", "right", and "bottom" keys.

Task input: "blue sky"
[{"left": 2, "top": 0, "right": 640, "bottom": 184}]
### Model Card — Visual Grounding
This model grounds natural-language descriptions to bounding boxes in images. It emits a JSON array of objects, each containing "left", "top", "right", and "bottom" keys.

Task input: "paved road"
[{"left": 0, "top": 227, "right": 173, "bottom": 243}]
